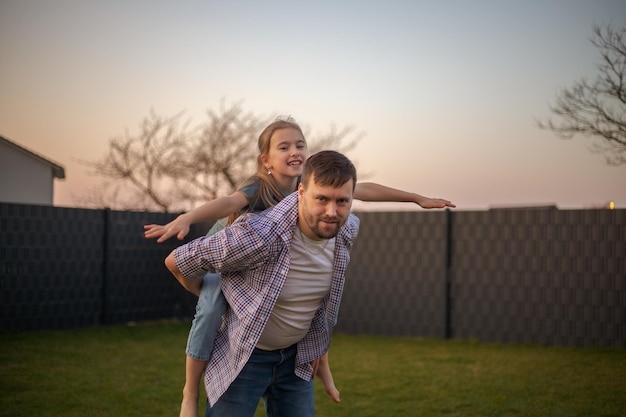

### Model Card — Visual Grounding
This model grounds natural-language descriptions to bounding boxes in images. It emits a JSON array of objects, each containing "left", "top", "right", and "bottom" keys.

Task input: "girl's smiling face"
[{"left": 261, "top": 127, "right": 308, "bottom": 181}]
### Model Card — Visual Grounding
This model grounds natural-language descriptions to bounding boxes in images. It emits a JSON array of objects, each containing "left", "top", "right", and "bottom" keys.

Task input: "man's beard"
[{"left": 304, "top": 213, "right": 343, "bottom": 239}]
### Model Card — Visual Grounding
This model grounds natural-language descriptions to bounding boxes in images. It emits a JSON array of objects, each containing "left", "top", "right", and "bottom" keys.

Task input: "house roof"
[{"left": 0, "top": 135, "right": 66, "bottom": 179}]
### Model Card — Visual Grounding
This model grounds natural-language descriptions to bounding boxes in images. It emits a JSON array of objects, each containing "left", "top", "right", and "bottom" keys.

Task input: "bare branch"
[
  {"left": 538, "top": 24, "right": 626, "bottom": 165},
  {"left": 76, "top": 101, "right": 362, "bottom": 211}
]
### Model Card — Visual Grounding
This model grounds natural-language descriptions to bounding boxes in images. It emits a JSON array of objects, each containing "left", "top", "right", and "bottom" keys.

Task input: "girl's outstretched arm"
[
  {"left": 353, "top": 182, "right": 455, "bottom": 209},
  {"left": 144, "top": 191, "right": 249, "bottom": 243}
]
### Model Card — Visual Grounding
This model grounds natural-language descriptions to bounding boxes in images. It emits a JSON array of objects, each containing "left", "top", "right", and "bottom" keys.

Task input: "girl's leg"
[
  {"left": 180, "top": 273, "right": 227, "bottom": 417},
  {"left": 181, "top": 356, "right": 207, "bottom": 417}
]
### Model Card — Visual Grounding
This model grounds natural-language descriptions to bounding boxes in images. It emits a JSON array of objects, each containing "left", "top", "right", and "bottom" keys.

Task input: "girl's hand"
[
  {"left": 144, "top": 215, "right": 191, "bottom": 243},
  {"left": 418, "top": 197, "right": 456, "bottom": 209}
]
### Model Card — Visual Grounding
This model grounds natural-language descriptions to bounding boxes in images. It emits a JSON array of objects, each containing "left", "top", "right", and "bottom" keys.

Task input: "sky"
[{"left": 1, "top": 0, "right": 625, "bottom": 211}]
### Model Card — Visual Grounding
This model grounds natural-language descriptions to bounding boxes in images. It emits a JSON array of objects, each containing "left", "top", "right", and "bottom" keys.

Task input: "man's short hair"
[{"left": 301, "top": 150, "right": 357, "bottom": 191}]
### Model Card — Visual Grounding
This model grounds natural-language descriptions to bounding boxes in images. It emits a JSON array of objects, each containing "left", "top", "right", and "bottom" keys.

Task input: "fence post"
[
  {"left": 100, "top": 208, "right": 111, "bottom": 325},
  {"left": 444, "top": 208, "right": 453, "bottom": 339}
]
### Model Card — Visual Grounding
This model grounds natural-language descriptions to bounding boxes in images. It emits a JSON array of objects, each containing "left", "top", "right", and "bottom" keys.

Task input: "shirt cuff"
[{"left": 173, "top": 239, "right": 210, "bottom": 281}]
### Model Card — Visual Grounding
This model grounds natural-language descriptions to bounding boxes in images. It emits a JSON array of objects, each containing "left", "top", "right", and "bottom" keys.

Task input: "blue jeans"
[
  {"left": 186, "top": 273, "right": 226, "bottom": 361},
  {"left": 205, "top": 344, "right": 315, "bottom": 417}
]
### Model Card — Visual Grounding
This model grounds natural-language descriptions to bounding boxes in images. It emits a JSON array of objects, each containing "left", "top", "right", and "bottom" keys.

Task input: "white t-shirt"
[{"left": 256, "top": 228, "right": 335, "bottom": 350}]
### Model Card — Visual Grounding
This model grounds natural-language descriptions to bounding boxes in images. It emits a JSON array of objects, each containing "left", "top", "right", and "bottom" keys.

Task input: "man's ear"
[{"left": 298, "top": 183, "right": 304, "bottom": 197}]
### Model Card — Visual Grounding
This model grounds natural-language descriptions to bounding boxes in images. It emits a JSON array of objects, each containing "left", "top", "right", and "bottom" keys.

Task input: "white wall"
[{"left": 0, "top": 142, "right": 54, "bottom": 205}]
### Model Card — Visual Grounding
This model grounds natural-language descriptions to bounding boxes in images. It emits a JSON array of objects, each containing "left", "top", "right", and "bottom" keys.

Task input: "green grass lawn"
[{"left": 1, "top": 321, "right": 624, "bottom": 417}]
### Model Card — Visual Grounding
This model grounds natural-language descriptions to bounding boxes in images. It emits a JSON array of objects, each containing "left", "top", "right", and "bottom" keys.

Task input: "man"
[{"left": 165, "top": 150, "right": 359, "bottom": 417}]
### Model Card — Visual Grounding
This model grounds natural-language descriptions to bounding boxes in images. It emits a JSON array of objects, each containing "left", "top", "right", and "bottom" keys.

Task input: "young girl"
[{"left": 144, "top": 118, "right": 454, "bottom": 417}]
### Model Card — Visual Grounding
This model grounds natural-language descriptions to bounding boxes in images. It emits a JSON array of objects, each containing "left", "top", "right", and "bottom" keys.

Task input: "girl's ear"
[{"left": 260, "top": 154, "right": 270, "bottom": 169}]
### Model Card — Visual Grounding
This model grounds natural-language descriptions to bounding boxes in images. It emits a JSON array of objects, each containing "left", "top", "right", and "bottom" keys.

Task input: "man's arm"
[
  {"left": 165, "top": 251, "right": 202, "bottom": 296},
  {"left": 164, "top": 219, "right": 273, "bottom": 295}
]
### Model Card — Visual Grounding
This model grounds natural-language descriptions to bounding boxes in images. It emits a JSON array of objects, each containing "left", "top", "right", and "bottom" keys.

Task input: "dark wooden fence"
[
  {"left": 336, "top": 209, "right": 625, "bottom": 347},
  {"left": 1, "top": 202, "right": 624, "bottom": 347}
]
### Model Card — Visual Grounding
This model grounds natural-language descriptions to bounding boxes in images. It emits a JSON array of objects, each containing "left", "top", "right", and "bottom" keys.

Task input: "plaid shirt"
[{"left": 173, "top": 192, "right": 360, "bottom": 405}]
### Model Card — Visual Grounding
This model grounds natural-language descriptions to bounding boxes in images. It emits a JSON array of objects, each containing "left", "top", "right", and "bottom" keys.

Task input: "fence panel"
[
  {"left": 0, "top": 203, "right": 209, "bottom": 331},
  {"left": 1, "top": 203, "right": 104, "bottom": 330},
  {"left": 450, "top": 208, "right": 625, "bottom": 347},
  {"left": 336, "top": 211, "right": 449, "bottom": 338}
]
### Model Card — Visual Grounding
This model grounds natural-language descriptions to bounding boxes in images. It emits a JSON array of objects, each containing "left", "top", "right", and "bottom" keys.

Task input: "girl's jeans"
[{"left": 185, "top": 273, "right": 226, "bottom": 361}]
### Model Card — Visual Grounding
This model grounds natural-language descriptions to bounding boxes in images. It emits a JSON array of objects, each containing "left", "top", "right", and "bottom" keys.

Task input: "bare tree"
[
  {"left": 81, "top": 101, "right": 362, "bottom": 212},
  {"left": 538, "top": 24, "right": 626, "bottom": 165}
]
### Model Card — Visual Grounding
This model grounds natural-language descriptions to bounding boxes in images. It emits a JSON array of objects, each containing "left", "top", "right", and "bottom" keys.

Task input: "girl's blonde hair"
[{"left": 227, "top": 118, "right": 307, "bottom": 224}]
